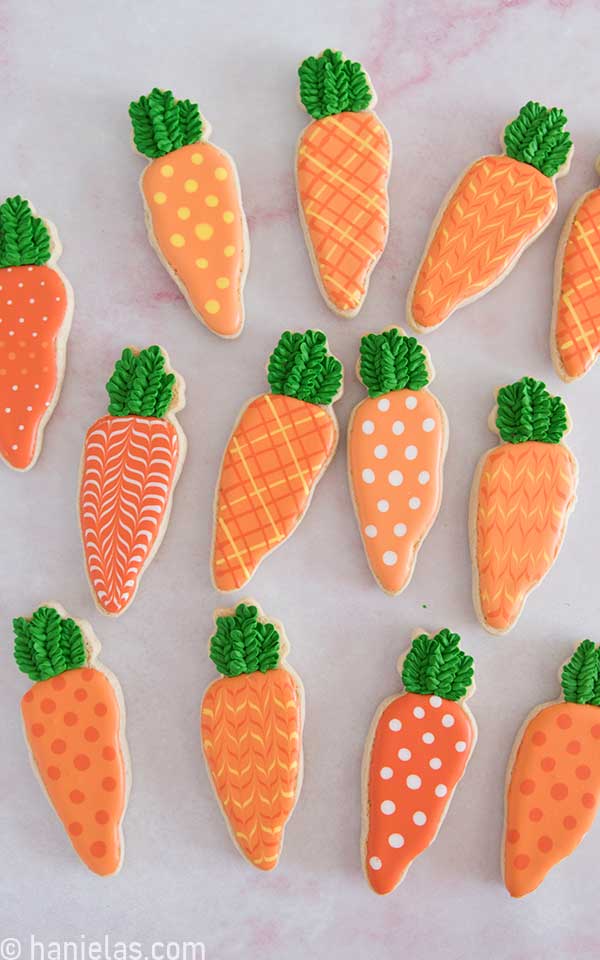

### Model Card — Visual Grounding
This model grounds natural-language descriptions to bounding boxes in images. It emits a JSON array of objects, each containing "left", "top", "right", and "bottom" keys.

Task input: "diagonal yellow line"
[
  {"left": 299, "top": 146, "right": 385, "bottom": 214},
  {"left": 231, "top": 435, "right": 282, "bottom": 541},
  {"left": 324, "top": 116, "right": 388, "bottom": 164},
  {"left": 306, "top": 205, "right": 375, "bottom": 259},
  {"left": 561, "top": 290, "right": 594, "bottom": 359},
  {"left": 323, "top": 272, "right": 360, "bottom": 303},
  {"left": 218, "top": 517, "right": 250, "bottom": 580},
  {"left": 264, "top": 394, "right": 309, "bottom": 495}
]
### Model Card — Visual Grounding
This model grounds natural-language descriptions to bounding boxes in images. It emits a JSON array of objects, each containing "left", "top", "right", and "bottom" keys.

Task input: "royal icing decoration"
[
  {"left": 348, "top": 328, "right": 447, "bottom": 594},
  {"left": 129, "top": 88, "right": 248, "bottom": 338},
  {"left": 14, "top": 604, "right": 129, "bottom": 876},
  {"left": 79, "top": 345, "right": 186, "bottom": 616},
  {"left": 201, "top": 602, "right": 304, "bottom": 870},
  {"left": 296, "top": 49, "right": 391, "bottom": 317},
  {"left": 363, "top": 629, "right": 476, "bottom": 895},
  {"left": 409, "top": 101, "right": 572, "bottom": 331},
  {"left": 0, "top": 197, "right": 73, "bottom": 470},
  {"left": 505, "top": 639, "right": 600, "bottom": 898},
  {"left": 470, "top": 377, "right": 577, "bottom": 635},
  {"left": 211, "top": 330, "right": 342, "bottom": 591}
]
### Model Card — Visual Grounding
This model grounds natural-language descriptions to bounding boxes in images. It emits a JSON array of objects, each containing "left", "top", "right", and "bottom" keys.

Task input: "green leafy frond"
[
  {"left": 561, "top": 639, "right": 599, "bottom": 704},
  {"left": 209, "top": 604, "right": 281, "bottom": 677},
  {"left": 496, "top": 376, "right": 568, "bottom": 444},
  {"left": 401, "top": 628, "right": 474, "bottom": 701},
  {"left": 129, "top": 88, "right": 203, "bottom": 158},
  {"left": 105, "top": 346, "right": 176, "bottom": 417},
  {"left": 298, "top": 49, "right": 372, "bottom": 119},
  {"left": 0, "top": 196, "right": 51, "bottom": 268},
  {"left": 504, "top": 101, "right": 572, "bottom": 177},
  {"left": 359, "top": 329, "right": 429, "bottom": 397},
  {"left": 267, "top": 330, "right": 342, "bottom": 405},
  {"left": 13, "top": 606, "right": 86, "bottom": 683}
]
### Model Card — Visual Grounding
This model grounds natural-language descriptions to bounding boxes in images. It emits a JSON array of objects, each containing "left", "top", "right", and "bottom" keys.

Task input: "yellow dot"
[
  {"left": 196, "top": 258, "right": 208, "bottom": 269},
  {"left": 170, "top": 233, "right": 185, "bottom": 248},
  {"left": 223, "top": 211, "right": 234, "bottom": 224},
  {"left": 195, "top": 223, "right": 214, "bottom": 241},
  {"left": 153, "top": 191, "right": 167, "bottom": 204},
  {"left": 216, "top": 277, "right": 230, "bottom": 290},
  {"left": 205, "top": 194, "right": 219, "bottom": 208},
  {"left": 205, "top": 299, "right": 220, "bottom": 314},
  {"left": 215, "top": 167, "right": 228, "bottom": 181},
  {"left": 184, "top": 178, "right": 199, "bottom": 193},
  {"left": 177, "top": 206, "right": 191, "bottom": 220},
  {"left": 161, "top": 164, "right": 174, "bottom": 178},
  {"left": 191, "top": 152, "right": 204, "bottom": 165},
  {"left": 224, "top": 245, "right": 236, "bottom": 258}
]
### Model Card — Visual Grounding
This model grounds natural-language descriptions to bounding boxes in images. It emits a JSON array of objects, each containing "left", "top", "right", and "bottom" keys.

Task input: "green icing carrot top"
[
  {"left": 359, "top": 329, "right": 429, "bottom": 397},
  {"left": 495, "top": 376, "right": 568, "bottom": 445},
  {"left": 105, "top": 346, "right": 176, "bottom": 418},
  {"left": 298, "top": 49, "right": 372, "bottom": 120},
  {"left": 129, "top": 88, "right": 203, "bottom": 159},
  {"left": 402, "top": 629, "right": 474, "bottom": 702},
  {"left": 561, "top": 640, "right": 600, "bottom": 706},
  {"left": 209, "top": 603, "right": 280, "bottom": 677},
  {"left": 13, "top": 606, "right": 86, "bottom": 682},
  {"left": 267, "top": 330, "right": 343, "bottom": 406},
  {"left": 0, "top": 197, "right": 51, "bottom": 268},
  {"left": 504, "top": 101, "right": 572, "bottom": 178}
]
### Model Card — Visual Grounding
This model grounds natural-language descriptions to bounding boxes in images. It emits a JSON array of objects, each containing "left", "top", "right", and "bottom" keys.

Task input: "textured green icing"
[
  {"left": 504, "top": 101, "right": 571, "bottom": 177},
  {"left": 14, "top": 606, "right": 86, "bottom": 682},
  {"left": 0, "top": 196, "right": 51, "bottom": 268},
  {"left": 210, "top": 603, "right": 280, "bottom": 678},
  {"left": 561, "top": 639, "right": 600, "bottom": 706},
  {"left": 268, "top": 330, "right": 343, "bottom": 406},
  {"left": 298, "top": 49, "right": 372, "bottom": 119},
  {"left": 129, "top": 88, "right": 203, "bottom": 158},
  {"left": 359, "top": 330, "right": 429, "bottom": 397},
  {"left": 496, "top": 376, "right": 568, "bottom": 444},
  {"left": 106, "top": 346, "right": 176, "bottom": 417},
  {"left": 402, "top": 628, "right": 474, "bottom": 701}
]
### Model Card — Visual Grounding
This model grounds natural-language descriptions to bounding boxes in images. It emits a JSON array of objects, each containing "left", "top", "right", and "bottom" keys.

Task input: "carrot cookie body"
[
  {"left": 296, "top": 49, "right": 391, "bottom": 317},
  {"left": 348, "top": 328, "right": 447, "bottom": 594},
  {"left": 14, "top": 604, "right": 129, "bottom": 876},
  {"left": 130, "top": 88, "right": 248, "bottom": 338},
  {"left": 410, "top": 101, "right": 572, "bottom": 331}
]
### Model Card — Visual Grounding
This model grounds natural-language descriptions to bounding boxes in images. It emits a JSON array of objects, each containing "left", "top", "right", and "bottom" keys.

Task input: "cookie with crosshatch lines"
[{"left": 211, "top": 330, "right": 343, "bottom": 590}]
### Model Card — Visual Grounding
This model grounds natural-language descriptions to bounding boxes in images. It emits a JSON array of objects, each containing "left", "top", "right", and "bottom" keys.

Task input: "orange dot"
[
  {"left": 591, "top": 724, "right": 600, "bottom": 739},
  {"left": 31, "top": 723, "right": 45, "bottom": 738},
  {"left": 576, "top": 765, "right": 591, "bottom": 780},
  {"left": 74, "top": 754, "right": 90, "bottom": 771},
  {"left": 74, "top": 688, "right": 87, "bottom": 702},
  {"left": 582, "top": 793, "right": 596, "bottom": 809},
  {"left": 70, "top": 789, "right": 84, "bottom": 804},
  {"left": 557, "top": 713, "right": 572, "bottom": 730},
  {"left": 529, "top": 807, "right": 543, "bottom": 822},
  {"left": 102, "top": 776, "right": 116, "bottom": 792},
  {"left": 507, "top": 828, "right": 520, "bottom": 844},
  {"left": 90, "top": 841, "right": 106, "bottom": 859},
  {"left": 520, "top": 779, "right": 535, "bottom": 795},
  {"left": 82, "top": 669, "right": 94, "bottom": 682},
  {"left": 514, "top": 854, "right": 530, "bottom": 871},
  {"left": 64, "top": 712, "right": 78, "bottom": 726},
  {"left": 538, "top": 835, "right": 553, "bottom": 853},
  {"left": 564, "top": 815, "right": 577, "bottom": 830},
  {"left": 23, "top": 690, "right": 34, "bottom": 702},
  {"left": 95, "top": 810, "right": 109, "bottom": 825},
  {"left": 51, "top": 738, "right": 66, "bottom": 754},
  {"left": 541, "top": 756, "right": 555, "bottom": 772},
  {"left": 41, "top": 698, "right": 56, "bottom": 714},
  {"left": 69, "top": 822, "right": 83, "bottom": 837},
  {"left": 551, "top": 782, "right": 568, "bottom": 801},
  {"left": 566, "top": 740, "right": 581, "bottom": 755},
  {"left": 531, "top": 730, "right": 546, "bottom": 746},
  {"left": 85, "top": 726, "right": 99, "bottom": 742},
  {"left": 47, "top": 766, "right": 61, "bottom": 780},
  {"left": 51, "top": 676, "right": 66, "bottom": 691},
  {"left": 95, "top": 702, "right": 107, "bottom": 717},
  {"left": 102, "top": 746, "right": 116, "bottom": 762}
]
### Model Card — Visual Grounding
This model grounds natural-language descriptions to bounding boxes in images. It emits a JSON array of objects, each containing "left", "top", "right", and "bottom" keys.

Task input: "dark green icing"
[
  {"left": 298, "top": 49, "right": 372, "bottom": 120},
  {"left": 504, "top": 101, "right": 571, "bottom": 177},
  {"left": 0, "top": 196, "right": 51, "bottom": 268},
  {"left": 210, "top": 603, "right": 280, "bottom": 678},
  {"left": 359, "top": 330, "right": 429, "bottom": 397},
  {"left": 129, "top": 88, "right": 203, "bottom": 159},
  {"left": 561, "top": 639, "right": 600, "bottom": 706},
  {"left": 402, "top": 628, "right": 474, "bottom": 701},
  {"left": 13, "top": 606, "right": 86, "bottom": 683},
  {"left": 268, "top": 330, "right": 343, "bottom": 406},
  {"left": 106, "top": 346, "right": 176, "bottom": 418},
  {"left": 496, "top": 376, "right": 568, "bottom": 444}
]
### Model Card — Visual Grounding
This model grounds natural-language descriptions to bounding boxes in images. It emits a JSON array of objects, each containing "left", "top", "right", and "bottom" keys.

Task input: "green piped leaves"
[
  {"left": 13, "top": 606, "right": 86, "bottom": 683},
  {"left": 129, "top": 88, "right": 203, "bottom": 159},
  {"left": 268, "top": 330, "right": 343, "bottom": 406},
  {"left": 0, "top": 196, "right": 51, "bottom": 268},
  {"left": 561, "top": 640, "right": 600, "bottom": 706},
  {"left": 496, "top": 376, "right": 568, "bottom": 444},
  {"left": 359, "top": 329, "right": 429, "bottom": 397},
  {"left": 106, "top": 346, "right": 176, "bottom": 418},
  {"left": 504, "top": 101, "right": 572, "bottom": 178},
  {"left": 299, "top": 49, "right": 372, "bottom": 120},
  {"left": 210, "top": 603, "right": 280, "bottom": 678},
  {"left": 402, "top": 628, "right": 474, "bottom": 702}
]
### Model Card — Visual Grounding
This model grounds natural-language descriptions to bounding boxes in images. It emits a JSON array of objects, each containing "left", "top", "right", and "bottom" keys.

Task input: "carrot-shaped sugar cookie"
[
  {"left": 362, "top": 628, "right": 476, "bottom": 895},
  {"left": 552, "top": 157, "right": 600, "bottom": 381},
  {"left": 129, "top": 88, "right": 249, "bottom": 338},
  {"left": 409, "top": 101, "right": 572, "bottom": 332},
  {"left": 504, "top": 639, "right": 600, "bottom": 897},
  {"left": 14, "top": 603, "right": 129, "bottom": 876},
  {"left": 79, "top": 345, "right": 186, "bottom": 616},
  {"left": 348, "top": 328, "right": 448, "bottom": 594},
  {"left": 470, "top": 377, "right": 577, "bottom": 635},
  {"left": 201, "top": 602, "right": 304, "bottom": 870},
  {"left": 0, "top": 197, "right": 73, "bottom": 470},
  {"left": 296, "top": 49, "right": 391, "bottom": 317},
  {"left": 212, "top": 330, "right": 342, "bottom": 591}
]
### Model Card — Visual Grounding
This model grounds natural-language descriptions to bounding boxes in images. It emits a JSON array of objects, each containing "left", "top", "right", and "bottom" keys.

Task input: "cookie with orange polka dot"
[
  {"left": 129, "top": 88, "right": 249, "bottom": 339},
  {"left": 13, "top": 603, "right": 130, "bottom": 876}
]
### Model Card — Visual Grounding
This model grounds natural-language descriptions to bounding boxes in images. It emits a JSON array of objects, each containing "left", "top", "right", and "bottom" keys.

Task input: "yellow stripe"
[
  {"left": 299, "top": 146, "right": 385, "bottom": 214},
  {"left": 265, "top": 394, "right": 309, "bottom": 495},
  {"left": 218, "top": 516, "right": 250, "bottom": 580},
  {"left": 306, "top": 205, "right": 375, "bottom": 259},
  {"left": 325, "top": 115, "right": 388, "bottom": 164},
  {"left": 231, "top": 435, "right": 283, "bottom": 541},
  {"left": 323, "top": 272, "right": 360, "bottom": 304},
  {"left": 561, "top": 290, "right": 594, "bottom": 360}
]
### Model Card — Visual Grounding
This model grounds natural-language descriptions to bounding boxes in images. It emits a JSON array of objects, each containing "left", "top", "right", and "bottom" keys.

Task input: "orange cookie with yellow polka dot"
[
  {"left": 14, "top": 603, "right": 129, "bottom": 876},
  {"left": 130, "top": 88, "right": 248, "bottom": 338}
]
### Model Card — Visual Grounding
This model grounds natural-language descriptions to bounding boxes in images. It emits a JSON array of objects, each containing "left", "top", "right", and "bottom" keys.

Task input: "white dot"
[
  {"left": 406, "top": 774, "right": 422, "bottom": 790},
  {"left": 17, "top": 424, "right": 24, "bottom": 431},
  {"left": 40, "top": 280, "right": 45, "bottom": 286},
  {"left": 32, "top": 331, "right": 38, "bottom": 337},
  {"left": 365, "top": 524, "right": 378, "bottom": 538},
  {"left": 26, "top": 405, "right": 32, "bottom": 411},
  {"left": 377, "top": 397, "right": 390, "bottom": 412},
  {"left": 405, "top": 445, "right": 418, "bottom": 460},
  {"left": 34, "top": 384, "right": 39, "bottom": 389},
  {"left": 11, "top": 443, "right": 17, "bottom": 450},
  {"left": 394, "top": 523, "right": 407, "bottom": 537},
  {"left": 413, "top": 706, "right": 425, "bottom": 719},
  {"left": 381, "top": 800, "right": 396, "bottom": 815},
  {"left": 383, "top": 551, "right": 397, "bottom": 566},
  {"left": 6, "top": 299, "right": 12, "bottom": 304},
  {"left": 8, "top": 330, "right": 13, "bottom": 335},
  {"left": 42, "top": 316, "right": 48, "bottom": 322},
  {"left": 17, "top": 282, "right": 23, "bottom": 288},
  {"left": 377, "top": 499, "right": 389, "bottom": 513},
  {"left": 455, "top": 741, "right": 467, "bottom": 753},
  {"left": 11, "top": 385, "right": 17, "bottom": 391},
  {"left": 362, "top": 419, "right": 375, "bottom": 435},
  {"left": 55, "top": 296, "right": 61, "bottom": 302},
  {"left": 430, "top": 757, "right": 442, "bottom": 770},
  {"left": 26, "top": 267, "right": 32, "bottom": 272},
  {"left": 28, "top": 298, "right": 35, "bottom": 304},
  {"left": 380, "top": 766, "right": 393, "bottom": 780},
  {"left": 413, "top": 811, "right": 427, "bottom": 826},
  {"left": 388, "top": 470, "right": 403, "bottom": 486},
  {"left": 362, "top": 468, "right": 375, "bottom": 484},
  {"left": 374, "top": 444, "right": 388, "bottom": 459},
  {"left": 17, "top": 317, "right": 24, "bottom": 324},
  {"left": 422, "top": 732, "right": 435, "bottom": 744},
  {"left": 435, "top": 784, "right": 448, "bottom": 797},
  {"left": 388, "top": 718, "right": 402, "bottom": 732},
  {"left": 369, "top": 856, "right": 382, "bottom": 870},
  {"left": 429, "top": 696, "right": 442, "bottom": 708},
  {"left": 392, "top": 420, "right": 405, "bottom": 435},
  {"left": 418, "top": 471, "right": 430, "bottom": 485},
  {"left": 405, "top": 396, "right": 417, "bottom": 409},
  {"left": 423, "top": 418, "right": 435, "bottom": 432},
  {"left": 409, "top": 497, "right": 421, "bottom": 510},
  {"left": 397, "top": 748, "right": 411, "bottom": 761},
  {"left": 442, "top": 714, "right": 455, "bottom": 728},
  {"left": 388, "top": 833, "right": 404, "bottom": 848},
  {"left": 4, "top": 407, "right": 9, "bottom": 413}
]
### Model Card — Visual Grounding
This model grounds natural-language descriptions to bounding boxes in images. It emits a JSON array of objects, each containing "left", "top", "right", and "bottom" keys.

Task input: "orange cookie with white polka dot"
[
  {"left": 13, "top": 604, "right": 129, "bottom": 876},
  {"left": 129, "top": 88, "right": 249, "bottom": 339},
  {"left": 0, "top": 196, "right": 73, "bottom": 470}
]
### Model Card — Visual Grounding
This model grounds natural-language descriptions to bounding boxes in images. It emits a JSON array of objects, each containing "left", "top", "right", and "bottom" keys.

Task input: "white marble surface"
[{"left": 2, "top": 0, "right": 600, "bottom": 957}]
